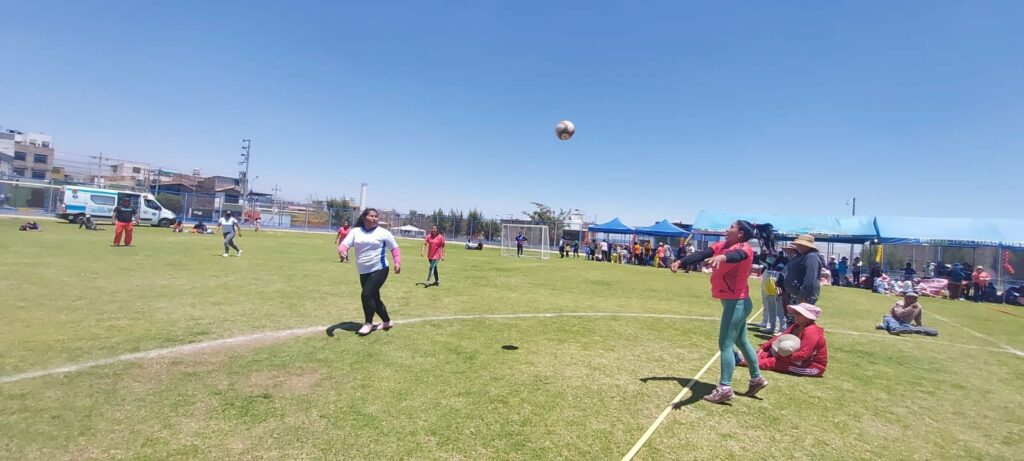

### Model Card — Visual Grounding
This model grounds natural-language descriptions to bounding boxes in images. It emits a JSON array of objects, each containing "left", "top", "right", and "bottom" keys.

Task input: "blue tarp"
[
  {"left": 691, "top": 210, "right": 879, "bottom": 244},
  {"left": 587, "top": 217, "right": 634, "bottom": 234},
  {"left": 635, "top": 219, "right": 689, "bottom": 237},
  {"left": 874, "top": 216, "right": 1024, "bottom": 248}
]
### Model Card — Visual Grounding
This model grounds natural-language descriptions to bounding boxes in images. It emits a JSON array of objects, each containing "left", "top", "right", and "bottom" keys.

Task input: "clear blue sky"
[{"left": 2, "top": 1, "right": 1022, "bottom": 225}]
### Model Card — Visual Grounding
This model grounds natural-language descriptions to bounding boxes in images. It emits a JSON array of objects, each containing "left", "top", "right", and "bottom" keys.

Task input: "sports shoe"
[
  {"left": 357, "top": 323, "right": 373, "bottom": 335},
  {"left": 754, "top": 322, "right": 768, "bottom": 329},
  {"left": 432, "top": 281, "right": 440, "bottom": 287},
  {"left": 380, "top": 321, "right": 394, "bottom": 331},
  {"left": 237, "top": 250, "right": 243, "bottom": 257},
  {"left": 745, "top": 376, "right": 769, "bottom": 397},
  {"left": 222, "top": 253, "right": 229, "bottom": 258},
  {"left": 875, "top": 323, "right": 885, "bottom": 330},
  {"left": 703, "top": 385, "right": 734, "bottom": 404}
]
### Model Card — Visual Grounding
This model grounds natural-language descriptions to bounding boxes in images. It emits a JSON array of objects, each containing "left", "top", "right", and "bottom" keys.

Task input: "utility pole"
[{"left": 240, "top": 139, "right": 251, "bottom": 198}]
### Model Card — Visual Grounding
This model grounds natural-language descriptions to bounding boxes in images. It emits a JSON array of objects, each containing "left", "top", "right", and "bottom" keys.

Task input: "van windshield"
[{"left": 145, "top": 199, "right": 162, "bottom": 210}]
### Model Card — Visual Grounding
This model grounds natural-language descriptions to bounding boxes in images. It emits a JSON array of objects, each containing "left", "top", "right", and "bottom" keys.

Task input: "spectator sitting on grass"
[
  {"left": 739, "top": 303, "right": 828, "bottom": 377},
  {"left": 18, "top": 221, "right": 40, "bottom": 231},
  {"left": 876, "top": 290, "right": 938, "bottom": 336},
  {"left": 79, "top": 215, "right": 102, "bottom": 231}
]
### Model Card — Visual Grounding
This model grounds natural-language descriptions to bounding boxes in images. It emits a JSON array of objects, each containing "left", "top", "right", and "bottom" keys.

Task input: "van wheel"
[
  {"left": 73, "top": 214, "right": 86, "bottom": 224},
  {"left": 157, "top": 218, "right": 172, "bottom": 228}
]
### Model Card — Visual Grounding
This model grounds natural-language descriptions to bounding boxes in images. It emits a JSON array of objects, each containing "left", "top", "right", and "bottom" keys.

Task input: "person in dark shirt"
[
  {"left": 193, "top": 220, "right": 209, "bottom": 234},
  {"left": 901, "top": 262, "right": 917, "bottom": 281},
  {"left": 18, "top": 221, "right": 40, "bottom": 231},
  {"left": 112, "top": 198, "right": 139, "bottom": 246}
]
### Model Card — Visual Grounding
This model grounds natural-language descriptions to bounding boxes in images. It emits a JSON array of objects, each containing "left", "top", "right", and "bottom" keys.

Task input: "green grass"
[{"left": 1, "top": 217, "right": 1022, "bottom": 460}]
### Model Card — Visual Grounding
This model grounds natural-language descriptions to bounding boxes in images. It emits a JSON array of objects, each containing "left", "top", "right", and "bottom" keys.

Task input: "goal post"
[{"left": 501, "top": 224, "right": 551, "bottom": 259}]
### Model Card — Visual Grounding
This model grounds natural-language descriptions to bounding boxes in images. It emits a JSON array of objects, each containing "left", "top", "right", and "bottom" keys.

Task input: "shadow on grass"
[
  {"left": 325, "top": 322, "right": 363, "bottom": 337},
  {"left": 639, "top": 376, "right": 720, "bottom": 408}
]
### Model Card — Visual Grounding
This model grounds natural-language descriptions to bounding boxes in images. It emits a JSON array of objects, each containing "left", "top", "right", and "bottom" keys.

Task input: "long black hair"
[
  {"left": 736, "top": 220, "right": 777, "bottom": 254},
  {"left": 355, "top": 207, "right": 378, "bottom": 230}
]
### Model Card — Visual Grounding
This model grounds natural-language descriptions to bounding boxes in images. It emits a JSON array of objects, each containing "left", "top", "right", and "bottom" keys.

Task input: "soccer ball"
[
  {"left": 555, "top": 120, "right": 575, "bottom": 141},
  {"left": 772, "top": 334, "right": 801, "bottom": 357}
]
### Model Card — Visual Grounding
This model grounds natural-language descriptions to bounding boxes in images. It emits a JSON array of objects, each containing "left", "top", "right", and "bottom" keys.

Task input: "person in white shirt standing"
[
  {"left": 338, "top": 208, "right": 402, "bottom": 336},
  {"left": 218, "top": 210, "right": 243, "bottom": 257}
]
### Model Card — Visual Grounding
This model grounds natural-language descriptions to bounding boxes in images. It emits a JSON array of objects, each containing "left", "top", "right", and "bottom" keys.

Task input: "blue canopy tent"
[
  {"left": 587, "top": 217, "right": 634, "bottom": 234},
  {"left": 874, "top": 216, "right": 1024, "bottom": 248},
  {"left": 691, "top": 210, "right": 878, "bottom": 244},
  {"left": 635, "top": 219, "right": 690, "bottom": 238},
  {"left": 874, "top": 216, "right": 1024, "bottom": 290}
]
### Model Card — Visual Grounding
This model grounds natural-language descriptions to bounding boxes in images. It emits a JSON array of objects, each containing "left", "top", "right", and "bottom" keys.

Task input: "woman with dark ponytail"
[
  {"left": 672, "top": 220, "right": 777, "bottom": 404},
  {"left": 337, "top": 208, "right": 402, "bottom": 336}
]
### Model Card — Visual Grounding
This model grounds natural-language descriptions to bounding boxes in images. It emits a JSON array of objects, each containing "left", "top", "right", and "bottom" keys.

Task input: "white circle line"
[{"left": 1, "top": 312, "right": 1018, "bottom": 385}]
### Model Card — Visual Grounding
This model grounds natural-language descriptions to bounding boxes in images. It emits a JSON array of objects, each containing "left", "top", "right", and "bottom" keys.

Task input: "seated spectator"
[
  {"left": 172, "top": 219, "right": 184, "bottom": 233},
  {"left": 192, "top": 220, "right": 211, "bottom": 234},
  {"left": 79, "top": 215, "right": 101, "bottom": 231},
  {"left": 18, "top": 221, "right": 41, "bottom": 231},
  {"left": 1004, "top": 286, "right": 1024, "bottom": 306},
  {"left": 877, "top": 290, "right": 939, "bottom": 336},
  {"left": 739, "top": 303, "right": 828, "bottom": 377},
  {"left": 902, "top": 262, "right": 917, "bottom": 281},
  {"left": 873, "top": 273, "right": 890, "bottom": 293}
]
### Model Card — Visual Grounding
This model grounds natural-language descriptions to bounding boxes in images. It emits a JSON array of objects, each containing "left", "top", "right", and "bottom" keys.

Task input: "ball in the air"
[
  {"left": 772, "top": 334, "right": 801, "bottom": 357},
  {"left": 555, "top": 120, "right": 575, "bottom": 141}
]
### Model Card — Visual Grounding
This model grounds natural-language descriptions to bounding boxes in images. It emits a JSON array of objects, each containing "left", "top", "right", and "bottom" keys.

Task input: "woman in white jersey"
[
  {"left": 338, "top": 208, "right": 402, "bottom": 335},
  {"left": 218, "top": 211, "right": 242, "bottom": 257}
]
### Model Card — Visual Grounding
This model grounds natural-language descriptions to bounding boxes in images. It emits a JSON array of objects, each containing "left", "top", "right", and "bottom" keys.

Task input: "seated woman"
[
  {"left": 172, "top": 219, "right": 184, "bottom": 233},
  {"left": 740, "top": 303, "right": 828, "bottom": 377}
]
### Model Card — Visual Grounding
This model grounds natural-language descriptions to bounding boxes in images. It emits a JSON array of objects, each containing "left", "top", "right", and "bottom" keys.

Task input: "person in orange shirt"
[
  {"left": 632, "top": 242, "right": 642, "bottom": 265},
  {"left": 971, "top": 266, "right": 991, "bottom": 302},
  {"left": 656, "top": 243, "right": 666, "bottom": 268}
]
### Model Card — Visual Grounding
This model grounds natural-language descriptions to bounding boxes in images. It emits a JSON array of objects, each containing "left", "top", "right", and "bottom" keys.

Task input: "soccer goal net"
[{"left": 501, "top": 224, "right": 551, "bottom": 259}]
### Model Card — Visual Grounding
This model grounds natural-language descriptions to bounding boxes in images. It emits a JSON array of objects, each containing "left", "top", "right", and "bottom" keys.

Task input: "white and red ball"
[{"left": 555, "top": 120, "right": 575, "bottom": 141}]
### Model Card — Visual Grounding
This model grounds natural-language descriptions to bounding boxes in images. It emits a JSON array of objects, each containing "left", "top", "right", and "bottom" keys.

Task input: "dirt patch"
[
  {"left": 126, "top": 332, "right": 305, "bottom": 389},
  {"left": 248, "top": 368, "right": 322, "bottom": 396}
]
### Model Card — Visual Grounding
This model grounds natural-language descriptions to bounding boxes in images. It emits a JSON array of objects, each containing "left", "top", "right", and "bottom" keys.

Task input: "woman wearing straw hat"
[
  {"left": 785, "top": 234, "right": 825, "bottom": 305},
  {"left": 672, "top": 220, "right": 777, "bottom": 404}
]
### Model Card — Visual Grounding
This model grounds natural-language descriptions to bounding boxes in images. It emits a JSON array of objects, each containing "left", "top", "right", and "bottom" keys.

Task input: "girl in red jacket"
[
  {"left": 742, "top": 303, "right": 828, "bottom": 377},
  {"left": 673, "top": 220, "right": 777, "bottom": 403}
]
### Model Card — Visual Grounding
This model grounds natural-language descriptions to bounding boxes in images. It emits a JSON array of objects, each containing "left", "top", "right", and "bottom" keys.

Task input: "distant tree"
[
  {"left": 326, "top": 196, "right": 354, "bottom": 227},
  {"left": 430, "top": 208, "right": 450, "bottom": 234},
  {"left": 522, "top": 202, "right": 568, "bottom": 245},
  {"left": 156, "top": 193, "right": 183, "bottom": 214},
  {"left": 448, "top": 209, "right": 464, "bottom": 238}
]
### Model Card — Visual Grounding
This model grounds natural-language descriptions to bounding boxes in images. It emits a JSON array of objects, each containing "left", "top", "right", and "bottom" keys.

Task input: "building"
[
  {"left": 9, "top": 130, "right": 55, "bottom": 180},
  {"left": 0, "top": 152, "right": 13, "bottom": 176},
  {"left": 101, "top": 161, "right": 150, "bottom": 188}
]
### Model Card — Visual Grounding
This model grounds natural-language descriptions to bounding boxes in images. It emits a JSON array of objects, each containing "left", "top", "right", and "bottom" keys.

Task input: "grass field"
[{"left": 1, "top": 217, "right": 1023, "bottom": 460}]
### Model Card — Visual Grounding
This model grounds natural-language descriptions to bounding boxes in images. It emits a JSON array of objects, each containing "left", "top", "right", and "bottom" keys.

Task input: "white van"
[{"left": 56, "top": 186, "right": 177, "bottom": 227}]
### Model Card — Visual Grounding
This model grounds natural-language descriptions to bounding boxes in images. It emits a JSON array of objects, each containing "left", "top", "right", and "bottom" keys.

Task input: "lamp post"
[{"left": 846, "top": 197, "right": 858, "bottom": 274}]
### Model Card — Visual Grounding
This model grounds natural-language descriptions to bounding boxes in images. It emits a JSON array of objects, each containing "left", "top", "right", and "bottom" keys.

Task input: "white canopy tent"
[{"left": 393, "top": 224, "right": 426, "bottom": 237}]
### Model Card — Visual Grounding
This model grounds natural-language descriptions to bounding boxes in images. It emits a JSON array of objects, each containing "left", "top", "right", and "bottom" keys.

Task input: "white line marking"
[
  {"left": 619, "top": 307, "right": 765, "bottom": 461},
  {"left": 830, "top": 329, "right": 1024, "bottom": 357},
  {"left": 2, "top": 311, "right": 1020, "bottom": 386},
  {"left": 929, "top": 312, "right": 1024, "bottom": 356}
]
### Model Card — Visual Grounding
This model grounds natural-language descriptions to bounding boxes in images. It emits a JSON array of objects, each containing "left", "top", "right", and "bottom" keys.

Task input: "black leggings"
[{"left": 359, "top": 268, "right": 391, "bottom": 324}]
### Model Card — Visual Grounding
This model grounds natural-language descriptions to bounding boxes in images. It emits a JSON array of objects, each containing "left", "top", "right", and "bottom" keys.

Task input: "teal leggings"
[{"left": 718, "top": 298, "right": 761, "bottom": 386}]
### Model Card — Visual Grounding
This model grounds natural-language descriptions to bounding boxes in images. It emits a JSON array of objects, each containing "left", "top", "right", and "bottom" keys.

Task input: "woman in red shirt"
[{"left": 673, "top": 220, "right": 777, "bottom": 403}]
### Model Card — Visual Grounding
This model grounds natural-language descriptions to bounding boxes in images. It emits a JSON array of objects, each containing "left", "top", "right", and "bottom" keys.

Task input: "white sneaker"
[
  {"left": 222, "top": 253, "right": 229, "bottom": 258},
  {"left": 357, "top": 323, "right": 373, "bottom": 335},
  {"left": 237, "top": 250, "right": 243, "bottom": 257}
]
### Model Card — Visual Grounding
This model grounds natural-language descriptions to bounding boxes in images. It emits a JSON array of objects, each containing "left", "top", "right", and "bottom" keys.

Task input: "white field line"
[
  {"left": 928, "top": 312, "right": 1024, "bottom": 356},
  {"left": 2, "top": 311, "right": 1020, "bottom": 387},
  {"left": 830, "top": 328, "right": 1024, "bottom": 357},
  {"left": 619, "top": 307, "right": 764, "bottom": 461}
]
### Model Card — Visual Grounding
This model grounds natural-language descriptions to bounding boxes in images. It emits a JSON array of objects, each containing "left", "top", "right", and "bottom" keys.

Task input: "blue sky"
[{"left": 2, "top": 1, "right": 1022, "bottom": 225}]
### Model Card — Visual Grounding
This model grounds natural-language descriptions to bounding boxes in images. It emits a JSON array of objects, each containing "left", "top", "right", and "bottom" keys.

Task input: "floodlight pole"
[{"left": 848, "top": 197, "right": 857, "bottom": 275}]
